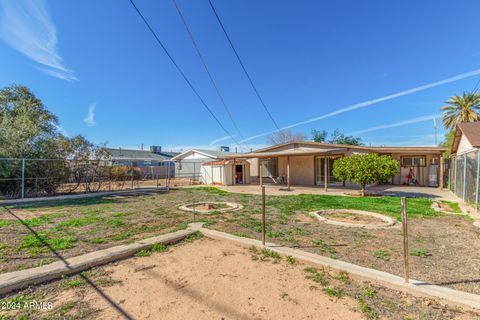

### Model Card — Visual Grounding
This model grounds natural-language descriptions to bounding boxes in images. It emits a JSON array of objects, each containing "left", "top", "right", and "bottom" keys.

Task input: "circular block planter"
[
  {"left": 178, "top": 202, "right": 242, "bottom": 214},
  {"left": 310, "top": 209, "right": 395, "bottom": 229}
]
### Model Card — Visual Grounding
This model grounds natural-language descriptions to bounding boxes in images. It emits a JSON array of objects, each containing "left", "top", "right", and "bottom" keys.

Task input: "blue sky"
[{"left": 1, "top": 0, "right": 480, "bottom": 152}]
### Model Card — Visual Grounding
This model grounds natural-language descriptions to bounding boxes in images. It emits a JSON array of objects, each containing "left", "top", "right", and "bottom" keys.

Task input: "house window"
[
  {"left": 261, "top": 158, "right": 278, "bottom": 177},
  {"left": 400, "top": 156, "right": 426, "bottom": 167}
]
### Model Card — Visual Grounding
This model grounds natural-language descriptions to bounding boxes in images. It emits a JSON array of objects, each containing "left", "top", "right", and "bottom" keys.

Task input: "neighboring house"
[
  {"left": 171, "top": 147, "right": 234, "bottom": 182},
  {"left": 106, "top": 146, "right": 178, "bottom": 178},
  {"left": 450, "top": 122, "right": 480, "bottom": 156},
  {"left": 448, "top": 122, "right": 480, "bottom": 203},
  {"left": 215, "top": 141, "right": 447, "bottom": 188}
]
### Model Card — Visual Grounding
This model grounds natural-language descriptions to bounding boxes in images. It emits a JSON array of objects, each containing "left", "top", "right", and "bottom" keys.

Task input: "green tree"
[
  {"left": 312, "top": 129, "right": 328, "bottom": 143},
  {"left": 440, "top": 130, "right": 455, "bottom": 157},
  {"left": 333, "top": 154, "right": 398, "bottom": 196},
  {"left": 328, "top": 129, "right": 363, "bottom": 145},
  {"left": 0, "top": 84, "right": 109, "bottom": 197},
  {"left": 441, "top": 92, "right": 480, "bottom": 130},
  {"left": 311, "top": 129, "right": 363, "bottom": 145}
]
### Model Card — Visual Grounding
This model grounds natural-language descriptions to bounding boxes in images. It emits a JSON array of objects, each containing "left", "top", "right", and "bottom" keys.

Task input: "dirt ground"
[{"left": 3, "top": 236, "right": 479, "bottom": 320}]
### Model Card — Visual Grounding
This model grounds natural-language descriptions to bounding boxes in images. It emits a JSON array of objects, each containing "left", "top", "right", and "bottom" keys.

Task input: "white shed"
[{"left": 201, "top": 160, "right": 251, "bottom": 186}]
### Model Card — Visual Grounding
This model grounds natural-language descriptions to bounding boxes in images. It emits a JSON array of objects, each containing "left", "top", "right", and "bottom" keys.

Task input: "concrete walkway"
[
  {"left": 189, "top": 223, "right": 480, "bottom": 311},
  {"left": 217, "top": 184, "right": 458, "bottom": 201}
]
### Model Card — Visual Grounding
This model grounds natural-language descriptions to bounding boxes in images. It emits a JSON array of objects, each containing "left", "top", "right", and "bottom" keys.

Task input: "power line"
[
  {"left": 472, "top": 77, "right": 480, "bottom": 93},
  {"left": 172, "top": 0, "right": 245, "bottom": 143},
  {"left": 207, "top": 0, "right": 282, "bottom": 133},
  {"left": 128, "top": 0, "right": 241, "bottom": 147}
]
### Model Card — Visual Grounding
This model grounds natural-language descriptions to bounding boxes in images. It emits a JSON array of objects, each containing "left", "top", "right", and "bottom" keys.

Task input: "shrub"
[{"left": 333, "top": 154, "right": 398, "bottom": 196}]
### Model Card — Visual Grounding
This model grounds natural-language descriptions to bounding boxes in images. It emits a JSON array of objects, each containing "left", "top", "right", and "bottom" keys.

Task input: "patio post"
[
  {"left": 259, "top": 158, "right": 263, "bottom": 186},
  {"left": 232, "top": 158, "right": 236, "bottom": 185},
  {"left": 439, "top": 157, "right": 444, "bottom": 190},
  {"left": 475, "top": 150, "right": 480, "bottom": 213},
  {"left": 287, "top": 156, "right": 291, "bottom": 190},
  {"left": 324, "top": 156, "right": 328, "bottom": 192}
]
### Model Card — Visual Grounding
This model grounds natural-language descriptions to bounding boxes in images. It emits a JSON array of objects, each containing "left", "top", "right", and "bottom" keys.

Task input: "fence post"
[
  {"left": 21, "top": 158, "right": 25, "bottom": 199},
  {"left": 462, "top": 155, "right": 467, "bottom": 201},
  {"left": 131, "top": 161, "right": 134, "bottom": 190},
  {"left": 476, "top": 150, "right": 480, "bottom": 213},
  {"left": 401, "top": 197, "right": 409, "bottom": 284},
  {"left": 453, "top": 156, "right": 457, "bottom": 194},
  {"left": 166, "top": 161, "right": 170, "bottom": 191},
  {"left": 261, "top": 185, "right": 266, "bottom": 246},
  {"left": 84, "top": 161, "right": 88, "bottom": 193}
]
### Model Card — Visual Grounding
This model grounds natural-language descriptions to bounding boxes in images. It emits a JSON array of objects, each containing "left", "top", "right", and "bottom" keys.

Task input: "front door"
[{"left": 235, "top": 164, "right": 244, "bottom": 184}]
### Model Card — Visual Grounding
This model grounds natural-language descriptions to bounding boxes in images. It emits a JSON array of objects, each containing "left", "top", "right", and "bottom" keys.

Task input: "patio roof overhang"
[{"left": 225, "top": 147, "right": 348, "bottom": 159}]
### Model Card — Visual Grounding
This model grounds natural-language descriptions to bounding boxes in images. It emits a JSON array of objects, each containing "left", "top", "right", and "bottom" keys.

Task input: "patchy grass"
[
  {"left": 363, "top": 287, "right": 377, "bottom": 298},
  {"left": 357, "top": 297, "right": 378, "bottom": 319},
  {"left": 267, "top": 193, "right": 438, "bottom": 220},
  {"left": 440, "top": 200, "right": 462, "bottom": 213},
  {"left": 372, "top": 250, "right": 390, "bottom": 261},
  {"left": 410, "top": 249, "right": 429, "bottom": 257},
  {"left": 286, "top": 255, "right": 296, "bottom": 264},
  {"left": 322, "top": 287, "right": 345, "bottom": 298}
]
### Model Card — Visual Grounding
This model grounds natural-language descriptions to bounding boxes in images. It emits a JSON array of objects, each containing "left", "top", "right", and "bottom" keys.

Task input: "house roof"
[
  {"left": 171, "top": 149, "right": 234, "bottom": 161},
  {"left": 224, "top": 141, "right": 446, "bottom": 159},
  {"left": 451, "top": 122, "right": 480, "bottom": 153},
  {"left": 106, "top": 148, "right": 175, "bottom": 161}
]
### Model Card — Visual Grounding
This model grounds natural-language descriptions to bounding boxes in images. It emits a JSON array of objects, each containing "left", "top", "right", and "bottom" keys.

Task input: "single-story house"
[
  {"left": 106, "top": 146, "right": 178, "bottom": 179},
  {"left": 171, "top": 147, "right": 234, "bottom": 181},
  {"left": 214, "top": 141, "right": 447, "bottom": 188}
]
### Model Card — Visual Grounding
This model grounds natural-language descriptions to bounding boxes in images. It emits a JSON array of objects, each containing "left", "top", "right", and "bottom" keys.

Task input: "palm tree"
[{"left": 441, "top": 92, "right": 480, "bottom": 130}]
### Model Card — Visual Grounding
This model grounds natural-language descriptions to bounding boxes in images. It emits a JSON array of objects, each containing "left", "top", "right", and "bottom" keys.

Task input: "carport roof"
[{"left": 225, "top": 141, "right": 447, "bottom": 159}]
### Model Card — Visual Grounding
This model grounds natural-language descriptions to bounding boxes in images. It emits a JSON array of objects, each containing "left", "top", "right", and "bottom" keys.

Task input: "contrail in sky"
[
  {"left": 348, "top": 113, "right": 442, "bottom": 135},
  {"left": 235, "top": 69, "right": 480, "bottom": 143}
]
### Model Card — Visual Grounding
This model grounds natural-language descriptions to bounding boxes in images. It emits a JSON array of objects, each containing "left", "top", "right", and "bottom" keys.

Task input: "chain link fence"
[
  {"left": 0, "top": 158, "right": 203, "bottom": 200},
  {"left": 448, "top": 149, "right": 480, "bottom": 210}
]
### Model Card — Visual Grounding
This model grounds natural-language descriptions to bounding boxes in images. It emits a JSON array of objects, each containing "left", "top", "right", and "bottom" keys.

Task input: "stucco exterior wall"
[
  {"left": 290, "top": 156, "right": 315, "bottom": 185},
  {"left": 248, "top": 158, "right": 259, "bottom": 177}
]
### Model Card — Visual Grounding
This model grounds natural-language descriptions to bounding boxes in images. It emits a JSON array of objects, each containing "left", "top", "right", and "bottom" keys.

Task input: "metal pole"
[
  {"left": 21, "top": 158, "right": 25, "bottom": 199},
  {"left": 453, "top": 156, "right": 457, "bottom": 194},
  {"left": 85, "top": 161, "right": 88, "bottom": 193},
  {"left": 475, "top": 150, "right": 480, "bottom": 213},
  {"left": 131, "top": 161, "right": 134, "bottom": 190},
  {"left": 166, "top": 161, "right": 170, "bottom": 191},
  {"left": 401, "top": 197, "right": 409, "bottom": 284},
  {"left": 463, "top": 155, "right": 467, "bottom": 201},
  {"left": 261, "top": 185, "right": 266, "bottom": 246}
]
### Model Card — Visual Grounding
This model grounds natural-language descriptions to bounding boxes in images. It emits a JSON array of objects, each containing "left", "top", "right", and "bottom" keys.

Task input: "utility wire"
[
  {"left": 208, "top": 0, "right": 282, "bottom": 134},
  {"left": 172, "top": 0, "right": 245, "bottom": 144},
  {"left": 128, "top": 0, "right": 241, "bottom": 147}
]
